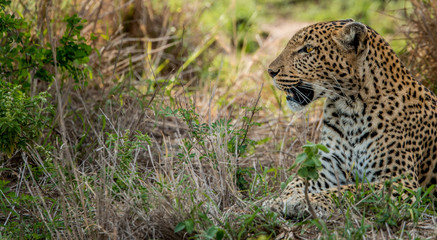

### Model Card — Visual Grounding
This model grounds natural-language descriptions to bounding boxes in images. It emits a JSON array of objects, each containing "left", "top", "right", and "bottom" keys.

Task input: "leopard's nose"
[{"left": 268, "top": 69, "right": 280, "bottom": 78}]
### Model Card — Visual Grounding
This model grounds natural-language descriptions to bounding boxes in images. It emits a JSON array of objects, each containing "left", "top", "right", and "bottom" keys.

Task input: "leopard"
[{"left": 264, "top": 19, "right": 437, "bottom": 219}]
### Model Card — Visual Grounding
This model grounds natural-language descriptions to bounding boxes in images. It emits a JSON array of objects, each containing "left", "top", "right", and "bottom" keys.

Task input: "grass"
[
  {"left": 402, "top": 0, "right": 437, "bottom": 93},
  {"left": 1, "top": 0, "right": 436, "bottom": 239}
]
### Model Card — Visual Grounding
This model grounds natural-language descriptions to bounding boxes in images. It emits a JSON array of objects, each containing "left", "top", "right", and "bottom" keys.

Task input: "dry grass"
[{"left": 402, "top": 0, "right": 437, "bottom": 93}]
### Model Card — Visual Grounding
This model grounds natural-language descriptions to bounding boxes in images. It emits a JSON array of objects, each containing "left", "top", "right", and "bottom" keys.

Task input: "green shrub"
[
  {"left": 0, "top": 1, "right": 92, "bottom": 88},
  {"left": 0, "top": 82, "right": 52, "bottom": 157},
  {"left": 0, "top": 1, "right": 92, "bottom": 157}
]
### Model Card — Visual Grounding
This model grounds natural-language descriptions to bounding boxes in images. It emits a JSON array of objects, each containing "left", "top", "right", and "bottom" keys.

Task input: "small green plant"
[
  {"left": 293, "top": 142, "right": 329, "bottom": 219},
  {"left": 173, "top": 205, "right": 227, "bottom": 240},
  {"left": 174, "top": 205, "right": 284, "bottom": 239},
  {"left": 174, "top": 217, "right": 226, "bottom": 240},
  {"left": 294, "top": 142, "right": 329, "bottom": 181}
]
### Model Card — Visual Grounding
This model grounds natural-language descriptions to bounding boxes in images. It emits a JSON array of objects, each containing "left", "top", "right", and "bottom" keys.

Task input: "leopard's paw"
[
  {"left": 284, "top": 194, "right": 333, "bottom": 219},
  {"left": 283, "top": 194, "right": 309, "bottom": 219},
  {"left": 262, "top": 198, "right": 284, "bottom": 215},
  {"left": 262, "top": 194, "right": 308, "bottom": 219}
]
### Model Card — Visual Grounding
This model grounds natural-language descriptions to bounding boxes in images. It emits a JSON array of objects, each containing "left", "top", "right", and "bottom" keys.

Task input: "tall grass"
[{"left": 402, "top": 0, "right": 437, "bottom": 93}]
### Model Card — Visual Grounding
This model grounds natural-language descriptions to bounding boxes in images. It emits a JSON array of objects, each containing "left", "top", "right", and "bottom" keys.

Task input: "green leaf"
[
  {"left": 16, "top": 9, "right": 23, "bottom": 18},
  {"left": 216, "top": 229, "right": 225, "bottom": 240},
  {"left": 185, "top": 219, "right": 195, "bottom": 233},
  {"left": 174, "top": 222, "right": 185, "bottom": 233},
  {"left": 310, "top": 145, "right": 318, "bottom": 154},
  {"left": 281, "top": 181, "right": 287, "bottom": 191},
  {"left": 297, "top": 167, "right": 308, "bottom": 178},
  {"left": 302, "top": 158, "right": 316, "bottom": 167},
  {"left": 423, "top": 185, "right": 435, "bottom": 199},
  {"left": 308, "top": 170, "right": 319, "bottom": 181},
  {"left": 206, "top": 226, "right": 218, "bottom": 238},
  {"left": 313, "top": 158, "right": 322, "bottom": 167},
  {"left": 304, "top": 147, "right": 315, "bottom": 158},
  {"left": 296, "top": 152, "right": 307, "bottom": 163},
  {"left": 316, "top": 144, "right": 329, "bottom": 153}
]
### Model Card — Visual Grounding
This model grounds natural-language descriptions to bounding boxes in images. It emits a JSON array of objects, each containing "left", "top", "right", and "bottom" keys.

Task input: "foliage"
[
  {"left": 0, "top": 0, "right": 40, "bottom": 88},
  {"left": 0, "top": 2, "right": 92, "bottom": 89},
  {"left": 0, "top": 82, "right": 52, "bottom": 157},
  {"left": 0, "top": 1, "right": 95, "bottom": 238},
  {"left": 53, "top": 14, "right": 94, "bottom": 84},
  {"left": 294, "top": 142, "right": 329, "bottom": 181},
  {"left": 174, "top": 204, "right": 285, "bottom": 239},
  {"left": 174, "top": 214, "right": 226, "bottom": 240},
  {"left": 0, "top": 1, "right": 93, "bottom": 157}
]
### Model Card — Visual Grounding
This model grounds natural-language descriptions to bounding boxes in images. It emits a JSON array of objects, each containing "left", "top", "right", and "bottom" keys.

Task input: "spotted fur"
[{"left": 265, "top": 19, "right": 437, "bottom": 218}]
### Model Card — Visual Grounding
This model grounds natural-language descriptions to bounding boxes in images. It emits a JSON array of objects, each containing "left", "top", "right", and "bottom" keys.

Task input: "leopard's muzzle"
[{"left": 285, "top": 82, "right": 314, "bottom": 106}]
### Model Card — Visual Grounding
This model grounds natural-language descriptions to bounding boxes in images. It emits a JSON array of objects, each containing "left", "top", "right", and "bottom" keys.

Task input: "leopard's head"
[{"left": 268, "top": 19, "right": 369, "bottom": 111}]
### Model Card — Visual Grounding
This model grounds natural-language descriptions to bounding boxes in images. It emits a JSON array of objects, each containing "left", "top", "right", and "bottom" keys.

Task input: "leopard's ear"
[{"left": 333, "top": 22, "right": 368, "bottom": 56}]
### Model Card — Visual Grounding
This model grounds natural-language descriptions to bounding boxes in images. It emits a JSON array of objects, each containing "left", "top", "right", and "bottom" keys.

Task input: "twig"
[{"left": 304, "top": 178, "right": 318, "bottom": 220}]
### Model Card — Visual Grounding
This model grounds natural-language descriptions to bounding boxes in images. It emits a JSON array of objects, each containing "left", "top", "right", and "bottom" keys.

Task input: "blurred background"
[{"left": 1, "top": 0, "right": 436, "bottom": 239}]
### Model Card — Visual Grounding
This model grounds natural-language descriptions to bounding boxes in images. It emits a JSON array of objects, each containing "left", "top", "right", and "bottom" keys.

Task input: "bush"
[
  {"left": 0, "top": 1, "right": 92, "bottom": 157},
  {"left": 0, "top": 83, "right": 51, "bottom": 157}
]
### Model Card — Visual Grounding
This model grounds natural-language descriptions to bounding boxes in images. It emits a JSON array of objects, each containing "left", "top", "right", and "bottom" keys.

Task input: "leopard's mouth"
[{"left": 285, "top": 82, "right": 314, "bottom": 106}]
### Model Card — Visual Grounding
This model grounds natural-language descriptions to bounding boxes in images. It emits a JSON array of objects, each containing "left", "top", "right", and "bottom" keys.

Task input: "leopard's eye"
[{"left": 299, "top": 46, "right": 314, "bottom": 54}]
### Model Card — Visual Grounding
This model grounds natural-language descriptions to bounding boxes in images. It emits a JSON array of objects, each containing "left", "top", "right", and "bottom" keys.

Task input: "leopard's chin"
[
  {"left": 285, "top": 82, "right": 314, "bottom": 110},
  {"left": 286, "top": 97, "right": 306, "bottom": 112}
]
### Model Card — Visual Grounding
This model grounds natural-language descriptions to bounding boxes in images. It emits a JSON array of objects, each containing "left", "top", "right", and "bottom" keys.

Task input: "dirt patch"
[{"left": 259, "top": 20, "right": 313, "bottom": 55}]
